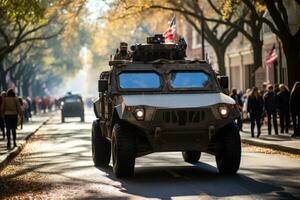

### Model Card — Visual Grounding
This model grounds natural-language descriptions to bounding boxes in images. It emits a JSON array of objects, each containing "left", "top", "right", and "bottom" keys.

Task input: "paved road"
[{"left": 0, "top": 110, "right": 300, "bottom": 199}]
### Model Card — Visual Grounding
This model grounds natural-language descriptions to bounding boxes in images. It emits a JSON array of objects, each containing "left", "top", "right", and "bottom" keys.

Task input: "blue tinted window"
[
  {"left": 171, "top": 71, "right": 209, "bottom": 88},
  {"left": 119, "top": 72, "right": 160, "bottom": 89}
]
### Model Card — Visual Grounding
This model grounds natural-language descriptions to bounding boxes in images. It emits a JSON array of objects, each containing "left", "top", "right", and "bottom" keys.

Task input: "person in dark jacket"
[
  {"left": 290, "top": 82, "right": 300, "bottom": 137},
  {"left": 277, "top": 84, "right": 290, "bottom": 133},
  {"left": 247, "top": 87, "right": 264, "bottom": 137},
  {"left": 0, "top": 91, "right": 6, "bottom": 140},
  {"left": 230, "top": 88, "right": 243, "bottom": 130},
  {"left": 274, "top": 83, "right": 280, "bottom": 94},
  {"left": 264, "top": 85, "right": 278, "bottom": 135}
]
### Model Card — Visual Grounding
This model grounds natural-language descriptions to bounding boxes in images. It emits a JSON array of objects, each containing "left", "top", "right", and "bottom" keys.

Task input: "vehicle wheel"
[
  {"left": 92, "top": 120, "right": 111, "bottom": 167},
  {"left": 215, "top": 123, "right": 241, "bottom": 174},
  {"left": 182, "top": 151, "right": 201, "bottom": 163},
  {"left": 81, "top": 115, "right": 85, "bottom": 122},
  {"left": 112, "top": 123, "right": 136, "bottom": 178}
]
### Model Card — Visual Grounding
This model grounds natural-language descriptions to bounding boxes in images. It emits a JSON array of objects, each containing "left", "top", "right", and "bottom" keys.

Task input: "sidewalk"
[
  {"left": 0, "top": 113, "right": 53, "bottom": 171},
  {"left": 240, "top": 122, "right": 300, "bottom": 155}
]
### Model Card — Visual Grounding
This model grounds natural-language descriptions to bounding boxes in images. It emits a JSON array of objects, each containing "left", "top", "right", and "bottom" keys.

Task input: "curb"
[
  {"left": 0, "top": 115, "right": 52, "bottom": 171},
  {"left": 241, "top": 138, "right": 300, "bottom": 155}
]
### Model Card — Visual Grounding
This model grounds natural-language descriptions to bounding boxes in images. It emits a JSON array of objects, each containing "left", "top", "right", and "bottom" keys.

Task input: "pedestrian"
[
  {"left": 32, "top": 97, "right": 37, "bottom": 115},
  {"left": 247, "top": 87, "right": 264, "bottom": 138},
  {"left": 274, "top": 83, "right": 280, "bottom": 94},
  {"left": 0, "top": 89, "right": 22, "bottom": 149},
  {"left": 263, "top": 84, "right": 278, "bottom": 135},
  {"left": 277, "top": 84, "right": 290, "bottom": 133},
  {"left": 42, "top": 96, "right": 47, "bottom": 113},
  {"left": 260, "top": 83, "right": 268, "bottom": 126},
  {"left": 290, "top": 81, "right": 300, "bottom": 137},
  {"left": 18, "top": 97, "right": 24, "bottom": 129},
  {"left": 0, "top": 91, "right": 7, "bottom": 140},
  {"left": 23, "top": 98, "right": 29, "bottom": 123},
  {"left": 25, "top": 97, "right": 32, "bottom": 121},
  {"left": 230, "top": 88, "right": 243, "bottom": 130},
  {"left": 242, "top": 88, "right": 251, "bottom": 121}
]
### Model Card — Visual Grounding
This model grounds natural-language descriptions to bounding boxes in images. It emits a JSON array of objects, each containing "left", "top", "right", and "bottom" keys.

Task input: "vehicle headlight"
[
  {"left": 218, "top": 105, "right": 230, "bottom": 118},
  {"left": 135, "top": 108, "right": 145, "bottom": 120}
]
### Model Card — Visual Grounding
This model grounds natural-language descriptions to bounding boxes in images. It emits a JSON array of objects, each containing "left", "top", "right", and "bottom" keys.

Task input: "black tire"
[
  {"left": 182, "top": 151, "right": 201, "bottom": 163},
  {"left": 81, "top": 115, "right": 85, "bottom": 122},
  {"left": 92, "top": 120, "right": 111, "bottom": 167},
  {"left": 112, "top": 123, "right": 136, "bottom": 178},
  {"left": 215, "top": 123, "right": 241, "bottom": 174}
]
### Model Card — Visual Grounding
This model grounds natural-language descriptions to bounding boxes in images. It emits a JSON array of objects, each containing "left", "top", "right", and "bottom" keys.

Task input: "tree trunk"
[
  {"left": 215, "top": 47, "right": 226, "bottom": 75},
  {"left": 22, "top": 81, "right": 29, "bottom": 97},
  {"left": 0, "top": 67, "right": 7, "bottom": 91},
  {"left": 251, "top": 41, "right": 263, "bottom": 87},
  {"left": 282, "top": 41, "right": 300, "bottom": 89}
]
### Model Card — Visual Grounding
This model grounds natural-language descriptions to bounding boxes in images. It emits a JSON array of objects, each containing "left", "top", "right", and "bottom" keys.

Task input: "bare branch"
[
  {"left": 295, "top": 26, "right": 300, "bottom": 41},
  {"left": 0, "top": 27, "right": 10, "bottom": 46},
  {"left": 277, "top": 0, "right": 290, "bottom": 32},
  {"left": 4, "top": 44, "right": 33, "bottom": 73},
  {"left": 207, "top": 0, "right": 223, "bottom": 16},
  {"left": 241, "top": 0, "right": 259, "bottom": 19},
  {"left": 18, "top": 20, "right": 52, "bottom": 43},
  {"left": 20, "top": 26, "right": 64, "bottom": 43},
  {"left": 262, "top": 0, "right": 286, "bottom": 37}
]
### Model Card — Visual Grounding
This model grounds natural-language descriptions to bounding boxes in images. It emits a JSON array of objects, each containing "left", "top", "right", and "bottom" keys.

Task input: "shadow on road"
[
  {"left": 1, "top": 116, "right": 299, "bottom": 199},
  {"left": 96, "top": 161, "right": 295, "bottom": 199}
]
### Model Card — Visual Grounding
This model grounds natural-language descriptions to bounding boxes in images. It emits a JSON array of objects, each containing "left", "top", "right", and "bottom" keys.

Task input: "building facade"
[{"left": 184, "top": 1, "right": 300, "bottom": 92}]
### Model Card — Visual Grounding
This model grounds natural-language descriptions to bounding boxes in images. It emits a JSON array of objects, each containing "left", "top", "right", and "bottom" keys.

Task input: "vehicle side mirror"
[
  {"left": 219, "top": 76, "right": 229, "bottom": 89},
  {"left": 98, "top": 79, "right": 108, "bottom": 92}
]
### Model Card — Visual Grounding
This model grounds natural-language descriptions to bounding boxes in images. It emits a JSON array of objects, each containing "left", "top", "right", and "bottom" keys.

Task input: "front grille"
[{"left": 155, "top": 110, "right": 206, "bottom": 125}]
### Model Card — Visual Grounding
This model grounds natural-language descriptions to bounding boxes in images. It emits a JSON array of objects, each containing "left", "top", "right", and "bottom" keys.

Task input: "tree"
[
  {"left": 205, "top": 0, "right": 266, "bottom": 85},
  {"left": 222, "top": 0, "right": 300, "bottom": 87},
  {"left": 104, "top": 0, "right": 249, "bottom": 75},
  {"left": 264, "top": 0, "right": 300, "bottom": 87},
  {"left": 0, "top": 0, "right": 60, "bottom": 90},
  {"left": 0, "top": 0, "right": 85, "bottom": 90}
]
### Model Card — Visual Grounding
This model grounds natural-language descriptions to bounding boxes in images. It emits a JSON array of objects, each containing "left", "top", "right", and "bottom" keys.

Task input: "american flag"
[
  {"left": 163, "top": 16, "right": 176, "bottom": 42},
  {"left": 266, "top": 44, "right": 278, "bottom": 67}
]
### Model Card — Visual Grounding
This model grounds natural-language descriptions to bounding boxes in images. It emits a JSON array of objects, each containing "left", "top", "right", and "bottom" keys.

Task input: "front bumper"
[{"left": 121, "top": 105, "right": 239, "bottom": 152}]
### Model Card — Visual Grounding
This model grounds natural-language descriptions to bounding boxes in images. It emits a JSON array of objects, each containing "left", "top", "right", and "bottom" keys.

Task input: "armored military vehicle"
[{"left": 92, "top": 35, "right": 241, "bottom": 178}]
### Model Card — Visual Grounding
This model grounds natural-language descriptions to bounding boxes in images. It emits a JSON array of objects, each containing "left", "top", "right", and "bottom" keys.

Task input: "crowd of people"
[
  {"left": 1, "top": 81, "right": 299, "bottom": 149},
  {"left": 230, "top": 81, "right": 300, "bottom": 138},
  {"left": 0, "top": 89, "right": 61, "bottom": 150}
]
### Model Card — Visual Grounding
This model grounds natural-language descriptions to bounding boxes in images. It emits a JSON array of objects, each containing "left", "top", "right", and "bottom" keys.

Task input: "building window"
[{"left": 192, "top": 28, "right": 203, "bottom": 49}]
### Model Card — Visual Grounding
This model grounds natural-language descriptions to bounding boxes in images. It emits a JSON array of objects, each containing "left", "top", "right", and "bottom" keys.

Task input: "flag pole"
[{"left": 174, "top": 13, "right": 177, "bottom": 42}]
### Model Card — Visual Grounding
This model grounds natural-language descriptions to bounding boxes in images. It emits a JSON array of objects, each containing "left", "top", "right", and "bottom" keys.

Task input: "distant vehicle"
[
  {"left": 92, "top": 35, "right": 241, "bottom": 178},
  {"left": 61, "top": 94, "right": 84, "bottom": 123}
]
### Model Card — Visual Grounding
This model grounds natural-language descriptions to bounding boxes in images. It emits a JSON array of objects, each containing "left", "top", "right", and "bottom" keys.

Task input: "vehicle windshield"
[
  {"left": 170, "top": 71, "right": 210, "bottom": 88},
  {"left": 64, "top": 96, "right": 82, "bottom": 103},
  {"left": 119, "top": 71, "right": 161, "bottom": 89}
]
